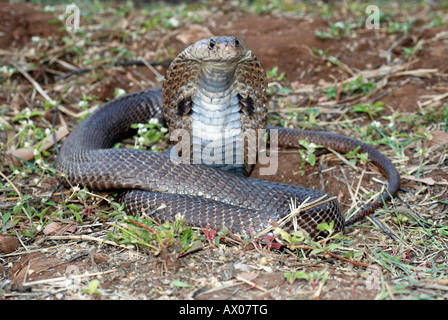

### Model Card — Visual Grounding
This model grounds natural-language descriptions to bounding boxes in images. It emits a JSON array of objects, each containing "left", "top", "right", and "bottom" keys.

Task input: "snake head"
[
  {"left": 181, "top": 36, "right": 249, "bottom": 64},
  {"left": 163, "top": 36, "right": 267, "bottom": 120},
  {"left": 162, "top": 36, "right": 256, "bottom": 130}
]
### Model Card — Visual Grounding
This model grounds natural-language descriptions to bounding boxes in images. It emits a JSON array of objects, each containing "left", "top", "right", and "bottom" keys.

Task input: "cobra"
[{"left": 57, "top": 36, "right": 400, "bottom": 239}]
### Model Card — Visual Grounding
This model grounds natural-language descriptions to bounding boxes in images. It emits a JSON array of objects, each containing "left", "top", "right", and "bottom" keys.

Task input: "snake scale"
[{"left": 57, "top": 36, "right": 400, "bottom": 238}]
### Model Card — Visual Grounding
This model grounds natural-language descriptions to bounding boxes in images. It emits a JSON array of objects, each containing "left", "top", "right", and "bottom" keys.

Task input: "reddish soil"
[{"left": 0, "top": 3, "right": 62, "bottom": 49}]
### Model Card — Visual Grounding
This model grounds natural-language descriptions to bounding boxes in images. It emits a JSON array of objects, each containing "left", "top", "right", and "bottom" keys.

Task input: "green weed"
[
  {"left": 325, "top": 76, "right": 376, "bottom": 100},
  {"left": 351, "top": 101, "right": 385, "bottom": 121},
  {"left": 130, "top": 119, "right": 169, "bottom": 151},
  {"left": 343, "top": 146, "right": 369, "bottom": 166},
  {"left": 297, "top": 140, "right": 323, "bottom": 175},
  {"left": 81, "top": 279, "right": 102, "bottom": 298},
  {"left": 386, "top": 18, "right": 415, "bottom": 34},
  {"left": 315, "top": 21, "right": 354, "bottom": 39},
  {"left": 107, "top": 213, "right": 198, "bottom": 255}
]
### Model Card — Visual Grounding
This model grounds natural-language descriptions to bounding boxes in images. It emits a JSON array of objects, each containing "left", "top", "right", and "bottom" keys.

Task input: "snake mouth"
[{"left": 183, "top": 36, "right": 249, "bottom": 64}]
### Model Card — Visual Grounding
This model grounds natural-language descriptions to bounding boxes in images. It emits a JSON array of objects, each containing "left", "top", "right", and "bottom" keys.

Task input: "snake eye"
[
  {"left": 234, "top": 38, "right": 240, "bottom": 47},
  {"left": 208, "top": 39, "right": 215, "bottom": 50}
]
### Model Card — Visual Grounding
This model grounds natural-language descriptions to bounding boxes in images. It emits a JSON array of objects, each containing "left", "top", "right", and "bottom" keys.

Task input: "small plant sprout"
[
  {"left": 131, "top": 119, "right": 168, "bottom": 151},
  {"left": 326, "top": 76, "right": 376, "bottom": 100},
  {"left": 351, "top": 101, "right": 385, "bottom": 121},
  {"left": 344, "top": 146, "right": 369, "bottom": 166},
  {"left": 402, "top": 45, "right": 422, "bottom": 58},
  {"left": 284, "top": 268, "right": 329, "bottom": 291},
  {"left": 297, "top": 140, "right": 323, "bottom": 175},
  {"left": 304, "top": 108, "right": 320, "bottom": 127},
  {"left": 315, "top": 20, "right": 354, "bottom": 39},
  {"left": 82, "top": 279, "right": 101, "bottom": 298},
  {"left": 266, "top": 66, "right": 286, "bottom": 81}
]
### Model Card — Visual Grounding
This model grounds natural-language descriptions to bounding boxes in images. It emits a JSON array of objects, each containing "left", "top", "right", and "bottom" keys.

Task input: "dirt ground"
[{"left": 1, "top": 2, "right": 448, "bottom": 301}]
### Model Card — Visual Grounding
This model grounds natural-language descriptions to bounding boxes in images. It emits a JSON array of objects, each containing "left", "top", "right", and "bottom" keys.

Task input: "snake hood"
[{"left": 162, "top": 36, "right": 268, "bottom": 174}]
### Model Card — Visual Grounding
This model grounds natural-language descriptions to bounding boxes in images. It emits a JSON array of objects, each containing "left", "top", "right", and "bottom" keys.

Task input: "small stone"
[{"left": 0, "top": 236, "right": 21, "bottom": 254}]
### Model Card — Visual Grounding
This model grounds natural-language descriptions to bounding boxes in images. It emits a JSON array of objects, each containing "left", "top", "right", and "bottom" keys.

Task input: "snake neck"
[{"left": 190, "top": 65, "right": 245, "bottom": 174}]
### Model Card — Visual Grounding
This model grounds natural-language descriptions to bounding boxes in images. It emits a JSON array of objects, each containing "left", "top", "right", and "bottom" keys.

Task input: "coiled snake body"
[{"left": 57, "top": 37, "right": 400, "bottom": 238}]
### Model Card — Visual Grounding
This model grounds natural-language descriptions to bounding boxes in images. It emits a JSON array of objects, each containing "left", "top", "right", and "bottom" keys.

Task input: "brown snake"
[{"left": 57, "top": 36, "right": 400, "bottom": 239}]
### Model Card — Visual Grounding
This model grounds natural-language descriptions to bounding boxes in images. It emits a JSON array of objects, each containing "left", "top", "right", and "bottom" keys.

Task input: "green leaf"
[
  {"left": 2, "top": 212, "right": 11, "bottom": 227},
  {"left": 267, "top": 66, "right": 279, "bottom": 79},
  {"left": 88, "top": 280, "right": 99, "bottom": 292},
  {"left": 284, "top": 272, "right": 294, "bottom": 284},
  {"left": 67, "top": 204, "right": 80, "bottom": 211},
  {"left": 326, "top": 243, "right": 342, "bottom": 251},
  {"left": 316, "top": 221, "right": 334, "bottom": 233},
  {"left": 293, "top": 271, "right": 310, "bottom": 280},
  {"left": 82, "top": 279, "right": 101, "bottom": 296},
  {"left": 172, "top": 280, "right": 193, "bottom": 288},
  {"left": 308, "top": 153, "right": 316, "bottom": 166}
]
